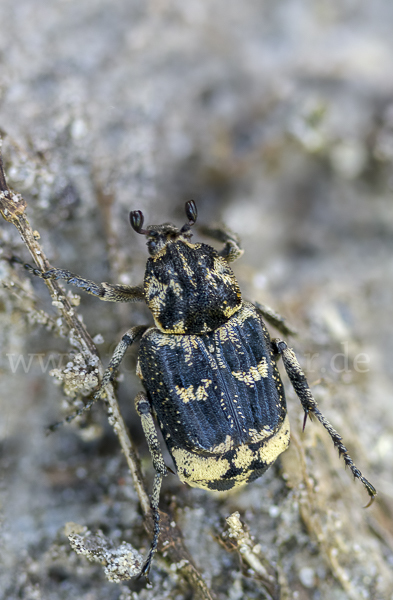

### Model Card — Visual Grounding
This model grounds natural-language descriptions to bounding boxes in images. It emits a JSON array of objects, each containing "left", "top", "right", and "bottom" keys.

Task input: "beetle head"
[{"left": 130, "top": 200, "right": 198, "bottom": 256}]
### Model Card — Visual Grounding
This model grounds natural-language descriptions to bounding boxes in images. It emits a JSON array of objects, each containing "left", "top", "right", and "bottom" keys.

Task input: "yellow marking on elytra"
[
  {"left": 231, "top": 357, "right": 268, "bottom": 385},
  {"left": 233, "top": 444, "right": 254, "bottom": 469},
  {"left": 196, "top": 379, "right": 212, "bottom": 400},
  {"left": 217, "top": 321, "right": 241, "bottom": 345},
  {"left": 172, "top": 413, "right": 290, "bottom": 490},
  {"left": 258, "top": 413, "right": 290, "bottom": 464},
  {"left": 175, "top": 385, "right": 195, "bottom": 403},
  {"left": 246, "top": 425, "right": 275, "bottom": 442},
  {"left": 175, "top": 379, "right": 212, "bottom": 403},
  {"left": 172, "top": 447, "right": 231, "bottom": 489},
  {"left": 209, "top": 434, "right": 234, "bottom": 453}
]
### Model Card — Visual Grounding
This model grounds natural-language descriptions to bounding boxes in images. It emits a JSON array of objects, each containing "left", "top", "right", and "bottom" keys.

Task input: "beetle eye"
[{"left": 147, "top": 240, "right": 157, "bottom": 255}]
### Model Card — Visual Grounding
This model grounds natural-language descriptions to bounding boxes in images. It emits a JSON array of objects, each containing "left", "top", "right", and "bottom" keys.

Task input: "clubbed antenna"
[
  {"left": 130, "top": 210, "right": 149, "bottom": 235},
  {"left": 181, "top": 200, "right": 197, "bottom": 233}
]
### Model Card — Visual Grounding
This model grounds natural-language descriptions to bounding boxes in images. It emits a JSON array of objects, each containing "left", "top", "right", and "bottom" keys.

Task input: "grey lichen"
[{"left": 67, "top": 523, "right": 143, "bottom": 582}]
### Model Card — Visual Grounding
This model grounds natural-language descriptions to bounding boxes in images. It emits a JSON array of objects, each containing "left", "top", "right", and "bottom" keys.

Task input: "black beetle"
[{"left": 21, "top": 200, "right": 376, "bottom": 577}]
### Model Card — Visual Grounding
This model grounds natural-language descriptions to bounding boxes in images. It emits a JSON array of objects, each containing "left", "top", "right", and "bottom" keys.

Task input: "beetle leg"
[
  {"left": 198, "top": 225, "right": 243, "bottom": 262},
  {"left": 255, "top": 302, "right": 297, "bottom": 337},
  {"left": 273, "top": 339, "right": 377, "bottom": 505},
  {"left": 12, "top": 256, "right": 145, "bottom": 302},
  {"left": 135, "top": 392, "right": 168, "bottom": 578},
  {"left": 49, "top": 326, "right": 149, "bottom": 431}
]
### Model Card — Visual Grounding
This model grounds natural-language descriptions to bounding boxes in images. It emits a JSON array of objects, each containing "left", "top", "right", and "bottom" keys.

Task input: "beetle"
[{"left": 20, "top": 200, "right": 376, "bottom": 577}]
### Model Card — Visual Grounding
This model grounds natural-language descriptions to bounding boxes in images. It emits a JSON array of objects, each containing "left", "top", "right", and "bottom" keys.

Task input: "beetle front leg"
[
  {"left": 199, "top": 225, "right": 243, "bottom": 262},
  {"left": 135, "top": 392, "right": 168, "bottom": 578},
  {"left": 11, "top": 256, "right": 145, "bottom": 302},
  {"left": 273, "top": 339, "right": 377, "bottom": 505}
]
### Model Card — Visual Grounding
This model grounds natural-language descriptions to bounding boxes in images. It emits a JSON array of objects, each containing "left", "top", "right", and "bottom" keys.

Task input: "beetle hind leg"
[
  {"left": 273, "top": 339, "right": 377, "bottom": 504},
  {"left": 135, "top": 392, "right": 168, "bottom": 578},
  {"left": 140, "top": 472, "right": 164, "bottom": 580}
]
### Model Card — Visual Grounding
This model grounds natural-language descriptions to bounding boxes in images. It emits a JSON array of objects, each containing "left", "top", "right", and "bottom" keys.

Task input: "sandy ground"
[{"left": 1, "top": 1, "right": 393, "bottom": 599}]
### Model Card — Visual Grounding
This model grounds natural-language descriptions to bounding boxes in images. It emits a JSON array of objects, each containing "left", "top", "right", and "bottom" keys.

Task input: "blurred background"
[{"left": 0, "top": 1, "right": 393, "bottom": 599}]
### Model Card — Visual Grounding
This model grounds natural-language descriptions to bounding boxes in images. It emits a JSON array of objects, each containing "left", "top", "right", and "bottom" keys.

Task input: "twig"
[
  {"left": 0, "top": 145, "right": 213, "bottom": 600},
  {"left": 290, "top": 431, "right": 360, "bottom": 600},
  {"left": 221, "top": 512, "right": 287, "bottom": 600},
  {"left": 0, "top": 148, "right": 149, "bottom": 511}
]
